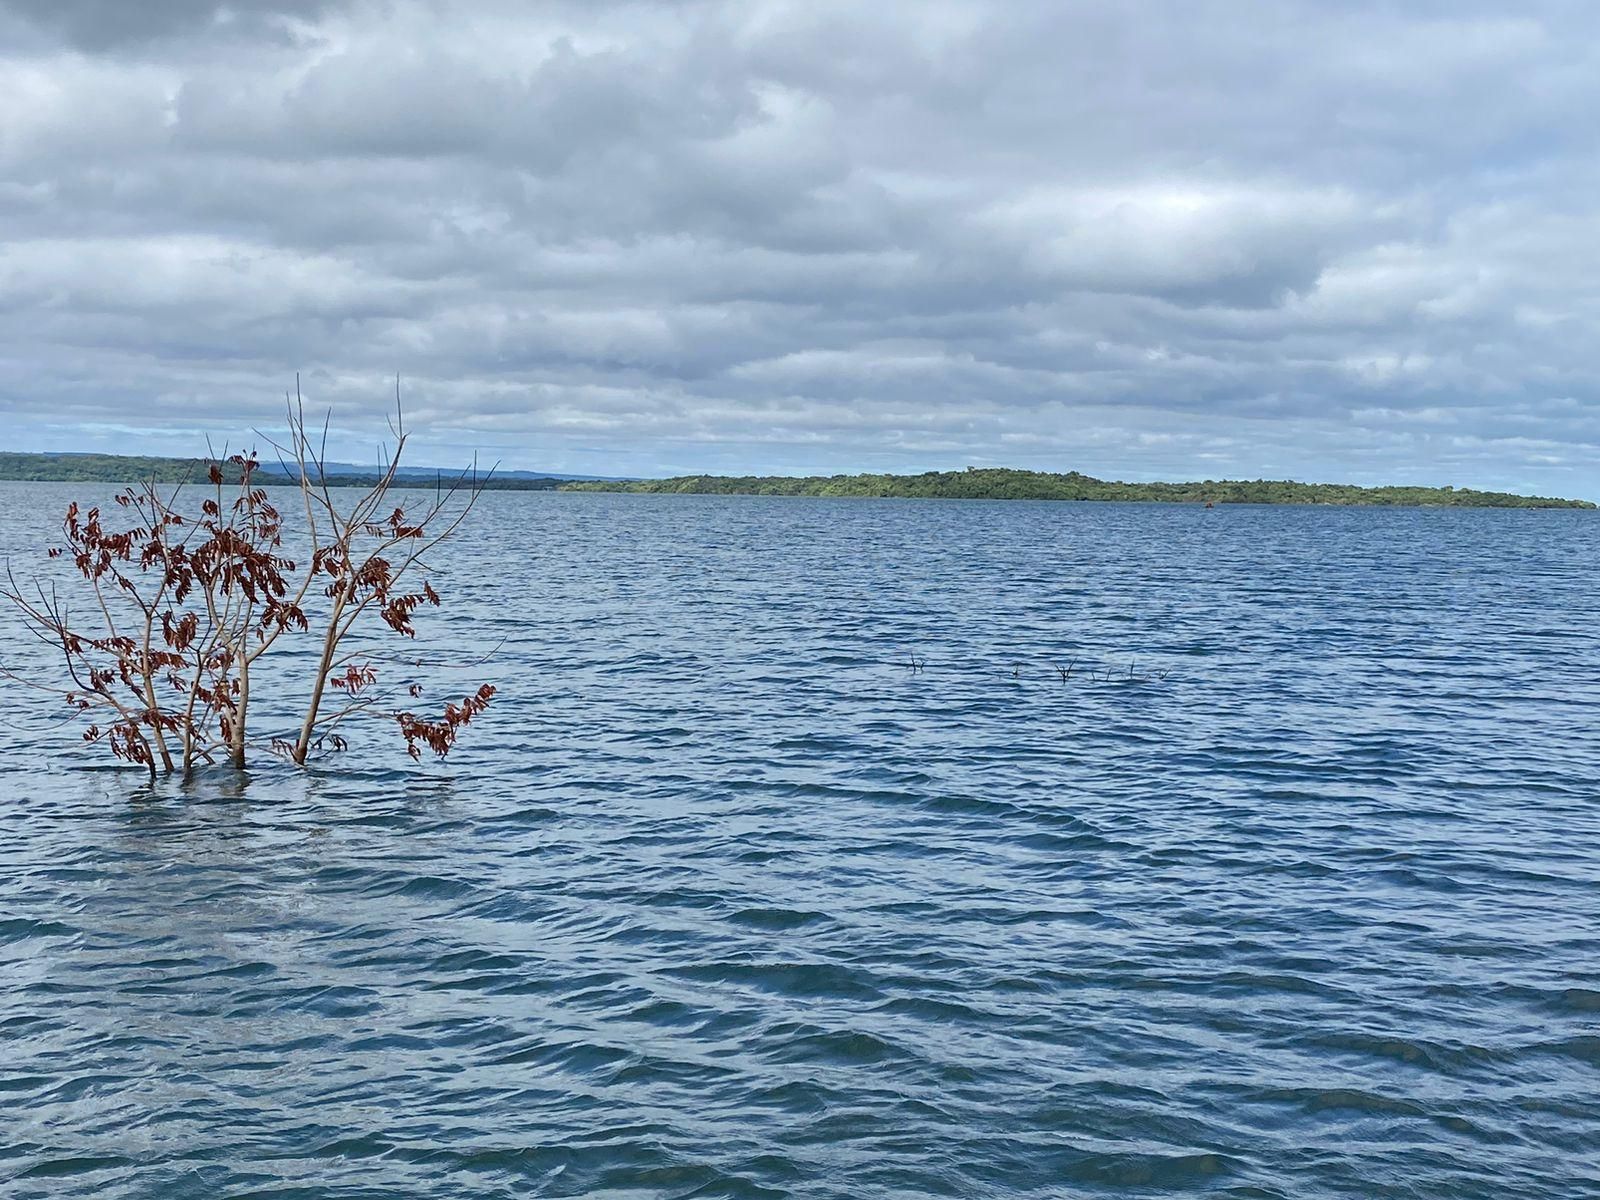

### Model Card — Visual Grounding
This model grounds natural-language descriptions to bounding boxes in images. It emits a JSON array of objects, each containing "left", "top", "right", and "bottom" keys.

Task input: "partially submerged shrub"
[{"left": 0, "top": 389, "right": 495, "bottom": 777}]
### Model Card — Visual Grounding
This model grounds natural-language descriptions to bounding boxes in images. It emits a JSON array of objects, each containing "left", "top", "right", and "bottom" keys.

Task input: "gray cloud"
[
  {"left": 0, "top": 0, "right": 342, "bottom": 50},
  {"left": 1, "top": 0, "right": 1599, "bottom": 495}
]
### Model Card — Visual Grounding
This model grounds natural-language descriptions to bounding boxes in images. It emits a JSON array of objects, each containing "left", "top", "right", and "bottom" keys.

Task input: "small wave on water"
[{"left": 1, "top": 489, "right": 1599, "bottom": 1198}]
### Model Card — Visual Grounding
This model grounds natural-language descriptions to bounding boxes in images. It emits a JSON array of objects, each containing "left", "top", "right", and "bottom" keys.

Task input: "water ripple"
[{"left": 1, "top": 489, "right": 1598, "bottom": 1198}]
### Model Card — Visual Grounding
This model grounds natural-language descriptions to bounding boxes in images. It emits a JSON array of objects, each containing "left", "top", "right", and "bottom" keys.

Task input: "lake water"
[{"left": 1, "top": 482, "right": 1598, "bottom": 1198}]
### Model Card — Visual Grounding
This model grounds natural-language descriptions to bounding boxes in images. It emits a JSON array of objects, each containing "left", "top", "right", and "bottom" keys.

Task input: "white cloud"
[{"left": 0, "top": 0, "right": 1596, "bottom": 497}]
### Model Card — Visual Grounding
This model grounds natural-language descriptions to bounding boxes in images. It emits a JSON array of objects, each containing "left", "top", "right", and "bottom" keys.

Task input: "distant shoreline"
[
  {"left": 560, "top": 468, "right": 1595, "bottom": 509},
  {"left": 0, "top": 453, "right": 1590, "bottom": 508},
  {"left": 0, "top": 452, "right": 567, "bottom": 492}
]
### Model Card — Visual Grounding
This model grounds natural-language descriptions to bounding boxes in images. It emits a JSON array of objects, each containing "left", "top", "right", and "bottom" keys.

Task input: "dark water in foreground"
[{"left": 1, "top": 483, "right": 1598, "bottom": 1199}]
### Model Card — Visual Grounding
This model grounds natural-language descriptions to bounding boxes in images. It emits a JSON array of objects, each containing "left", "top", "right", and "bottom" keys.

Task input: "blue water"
[{"left": 1, "top": 484, "right": 1598, "bottom": 1198}]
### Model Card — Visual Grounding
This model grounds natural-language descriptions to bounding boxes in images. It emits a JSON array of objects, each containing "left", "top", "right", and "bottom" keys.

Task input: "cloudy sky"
[{"left": 2, "top": 0, "right": 1598, "bottom": 494}]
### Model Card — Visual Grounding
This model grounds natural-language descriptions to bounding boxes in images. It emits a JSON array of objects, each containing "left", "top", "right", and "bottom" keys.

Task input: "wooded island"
[{"left": 561, "top": 467, "right": 1594, "bottom": 508}]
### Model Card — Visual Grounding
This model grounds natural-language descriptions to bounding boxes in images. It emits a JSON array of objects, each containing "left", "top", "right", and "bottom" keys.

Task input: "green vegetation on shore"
[
  {"left": 560, "top": 467, "right": 1595, "bottom": 508},
  {"left": 2, "top": 454, "right": 1590, "bottom": 507},
  {"left": 0, "top": 452, "right": 564, "bottom": 490},
  {"left": 0, "top": 452, "right": 217, "bottom": 484}
]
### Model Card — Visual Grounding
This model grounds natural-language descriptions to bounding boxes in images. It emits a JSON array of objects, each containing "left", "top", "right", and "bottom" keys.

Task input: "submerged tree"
[{"left": 0, "top": 392, "right": 495, "bottom": 777}]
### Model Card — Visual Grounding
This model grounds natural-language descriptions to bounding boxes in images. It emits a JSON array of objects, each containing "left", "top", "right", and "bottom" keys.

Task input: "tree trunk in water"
[
  {"left": 230, "top": 652, "right": 249, "bottom": 769},
  {"left": 292, "top": 586, "right": 350, "bottom": 765}
]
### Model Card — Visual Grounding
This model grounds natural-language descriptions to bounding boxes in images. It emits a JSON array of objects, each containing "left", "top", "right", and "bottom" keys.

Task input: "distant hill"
[
  {"left": 0, "top": 451, "right": 621, "bottom": 488},
  {"left": 560, "top": 467, "right": 1596, "bottom": 508}
]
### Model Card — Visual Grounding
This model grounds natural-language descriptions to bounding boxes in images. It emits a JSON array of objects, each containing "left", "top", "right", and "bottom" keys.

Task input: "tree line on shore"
[
  {"left": 561, "top": 466, "right": 1594, "bottom": 508},
  {"left": 0, "top": 452, "right": 564, "bottom": 490},
  {"left": 2, "top": 454, "right": 1591, "bottom": 507}
]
